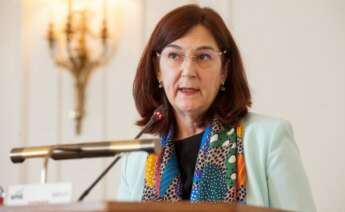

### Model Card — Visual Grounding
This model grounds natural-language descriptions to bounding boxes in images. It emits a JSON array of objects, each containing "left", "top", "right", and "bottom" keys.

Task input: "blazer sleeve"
[
  {"left": 117, "top": 153, "right": 131, "bottom": 201},
  {"left": 116, "top": 152, "right": 147, "bottom": 201},
  {"left": 267, "top": 120, "right": 316, "bottom": 211}
]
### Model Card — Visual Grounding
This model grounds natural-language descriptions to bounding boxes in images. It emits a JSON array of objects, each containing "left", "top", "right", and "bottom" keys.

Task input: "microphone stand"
[
  {"left": 78, "top": 154, "right": 122, "bottom": 201},
  {"left": 78, "top": 107, "right": 164, "bottom": 201}
]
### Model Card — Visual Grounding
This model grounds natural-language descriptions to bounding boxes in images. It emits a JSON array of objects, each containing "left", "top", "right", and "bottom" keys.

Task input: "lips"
[{"left": 178, "top": 87, "right": 200, "bottom": 95}]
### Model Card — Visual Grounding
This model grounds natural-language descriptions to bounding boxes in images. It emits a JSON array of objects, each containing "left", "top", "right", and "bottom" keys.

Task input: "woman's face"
[{"left": 156, "top": 25, "right": 227, "bottom": 120}]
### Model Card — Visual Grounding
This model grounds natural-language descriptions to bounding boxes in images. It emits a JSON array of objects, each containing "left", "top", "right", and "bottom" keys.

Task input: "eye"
[
  {"left": 195, "top": 53, "right": 212, "bottom": 61},
  {"left": 167, "top": 52, "right": 181, "bottom": 60}
]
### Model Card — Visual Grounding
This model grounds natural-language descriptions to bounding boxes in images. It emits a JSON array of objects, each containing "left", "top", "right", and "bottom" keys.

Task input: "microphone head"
[{"left": 152, "top": 105, "right": 166, "bottom": 121}]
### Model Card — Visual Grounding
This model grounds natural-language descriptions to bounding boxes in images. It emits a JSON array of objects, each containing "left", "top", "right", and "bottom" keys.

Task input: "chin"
[{"left": 176, "top": 103, "right": 204, "bottom": 115}]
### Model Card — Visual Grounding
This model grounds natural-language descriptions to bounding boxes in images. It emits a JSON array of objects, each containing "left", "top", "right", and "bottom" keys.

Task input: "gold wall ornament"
[{"left": 47, "top": 0, "right": 116, "bottom": 134}]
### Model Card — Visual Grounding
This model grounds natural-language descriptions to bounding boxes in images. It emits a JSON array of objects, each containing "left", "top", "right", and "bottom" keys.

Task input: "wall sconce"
[{"left": 47, "top": 0, "right": 115, "bottom": 135}]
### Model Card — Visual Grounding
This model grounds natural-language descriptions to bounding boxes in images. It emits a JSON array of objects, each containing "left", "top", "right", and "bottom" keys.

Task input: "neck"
[{"left": 174, "top": 112, "right": 204, "bottom": 140}]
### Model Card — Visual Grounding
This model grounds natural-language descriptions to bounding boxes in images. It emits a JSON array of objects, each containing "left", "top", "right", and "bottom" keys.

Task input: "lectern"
[{"left": 0, "top": 201, "right": 285, "bottom": 212}]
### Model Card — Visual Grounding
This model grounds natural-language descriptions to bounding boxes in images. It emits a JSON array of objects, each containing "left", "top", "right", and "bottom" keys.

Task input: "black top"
[{"left": 174, "top": 132, "right": 203, "bottom": 200}]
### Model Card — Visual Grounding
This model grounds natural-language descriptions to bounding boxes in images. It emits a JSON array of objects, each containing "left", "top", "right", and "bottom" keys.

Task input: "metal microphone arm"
[{"left": 10, "top": 138, "right": 160, "bottom": 163}]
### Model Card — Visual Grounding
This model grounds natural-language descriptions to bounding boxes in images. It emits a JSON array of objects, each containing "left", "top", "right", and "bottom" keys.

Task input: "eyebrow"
[{"left": 165, "top": 44, "right": 217, "bottom": 51}]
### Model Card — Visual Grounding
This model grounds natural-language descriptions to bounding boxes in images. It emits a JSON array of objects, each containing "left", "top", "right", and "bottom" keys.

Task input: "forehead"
[{"left": 167, "top": 25, "right": 219, "bottom": 51}]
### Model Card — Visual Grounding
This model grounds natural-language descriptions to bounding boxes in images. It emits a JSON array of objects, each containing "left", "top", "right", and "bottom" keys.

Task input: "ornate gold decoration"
[{"left": 47, "top": 0, "right": 114, "bottom": 134}]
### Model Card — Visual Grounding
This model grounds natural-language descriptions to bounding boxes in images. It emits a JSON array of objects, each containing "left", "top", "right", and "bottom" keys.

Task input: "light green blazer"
[{"left": 117, "top": 113, "right": 316, "bottom": 211}]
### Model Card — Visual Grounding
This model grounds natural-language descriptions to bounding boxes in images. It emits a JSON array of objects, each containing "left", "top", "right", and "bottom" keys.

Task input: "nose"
[{"left": 180, "top": 55, "right": 197, "bottom": 78}]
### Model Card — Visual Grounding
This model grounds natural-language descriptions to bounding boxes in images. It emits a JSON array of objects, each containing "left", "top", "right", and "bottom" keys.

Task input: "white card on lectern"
[{"left": 6, "top": 182, "right": 72, "bottom": 206}]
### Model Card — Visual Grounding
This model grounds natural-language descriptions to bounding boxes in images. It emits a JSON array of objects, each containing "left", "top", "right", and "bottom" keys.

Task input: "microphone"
[
  {"left": 10, "top": 138, "right": 161, "bottom": 163},
  {"left": 134, "top": 105, "right": 165, "bottom": 139},
  {"left": 10, "top": 106, "right": 166, "bottom": 164},
  {"left": 77, "top": 105, "right": 165, "bottom": 201}
]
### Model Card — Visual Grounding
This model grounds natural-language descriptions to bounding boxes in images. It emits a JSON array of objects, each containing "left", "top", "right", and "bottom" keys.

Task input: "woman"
[{"left": 118, "top": 4, "right": 316, "bottom": 211}]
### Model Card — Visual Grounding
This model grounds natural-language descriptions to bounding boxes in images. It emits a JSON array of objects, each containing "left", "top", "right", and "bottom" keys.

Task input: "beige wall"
[
  {"left": 0, "top": 0, "right": 22, "bottom": 188},
  {"left": 0, "top": 0, "right": 344, "bottom": 211}
]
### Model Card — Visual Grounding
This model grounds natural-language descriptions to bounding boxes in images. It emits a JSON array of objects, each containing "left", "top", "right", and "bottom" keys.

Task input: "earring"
[
  {"left": 220, "top": 82, "right": 226, "bottom": 91},
  {"left": 158, "top": 81, "right": 163, "bottom": 88}
]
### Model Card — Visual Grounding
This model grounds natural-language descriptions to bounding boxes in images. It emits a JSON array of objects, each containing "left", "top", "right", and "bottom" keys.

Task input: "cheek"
[
  {"left": 203, "top": 83, "right": 220, "bottom": 100},
  {"left": 201, "top": 74, "right": 222, "bottom": 93},
  {"left": 160, "top": 70, "right": 179, "bottom": 95},
  {"left": 159, "top": 62, "right": 176, "bottom": 83}
]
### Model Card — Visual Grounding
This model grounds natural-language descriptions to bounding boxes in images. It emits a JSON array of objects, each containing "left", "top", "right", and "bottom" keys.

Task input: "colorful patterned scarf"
[{"left": 142, "top": 119, "right": 246, "bottom": 202}]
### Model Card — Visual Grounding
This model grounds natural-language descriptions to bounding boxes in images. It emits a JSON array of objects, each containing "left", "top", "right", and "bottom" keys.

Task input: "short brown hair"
[{"left": 133, "top": 4, "right": 251, "bottom": 136}]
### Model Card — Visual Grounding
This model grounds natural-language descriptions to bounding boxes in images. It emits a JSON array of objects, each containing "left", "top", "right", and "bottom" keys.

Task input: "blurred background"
[{"left": 0, "top": 0, "right": 344, "bottom": 211}]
